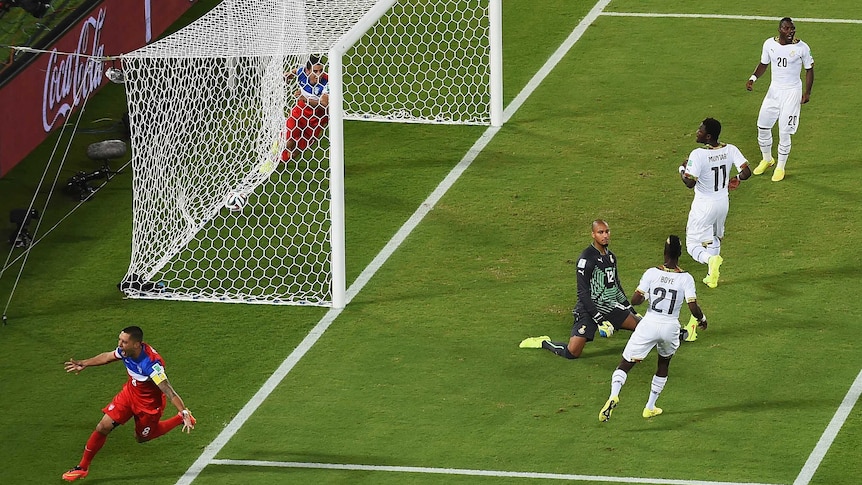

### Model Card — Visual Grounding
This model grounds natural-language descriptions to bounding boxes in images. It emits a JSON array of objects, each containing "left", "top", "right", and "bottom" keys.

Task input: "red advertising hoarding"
[{"left": 0, "top": 0, "right": 197, "bottom": 177}]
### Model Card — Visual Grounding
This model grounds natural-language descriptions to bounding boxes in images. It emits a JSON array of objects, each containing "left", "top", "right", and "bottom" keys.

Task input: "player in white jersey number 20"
[{"left": 746, "top": 17, "right": 814, "bottom": 182}]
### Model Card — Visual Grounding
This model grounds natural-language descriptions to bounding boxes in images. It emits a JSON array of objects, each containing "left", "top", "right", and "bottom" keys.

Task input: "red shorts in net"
[{"left": 285, "top": 100, "right": 328, "bottom": 152}]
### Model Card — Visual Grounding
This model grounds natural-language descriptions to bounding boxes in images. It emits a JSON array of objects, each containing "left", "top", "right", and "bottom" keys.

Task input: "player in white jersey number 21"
[{"left": 598, "top": 235, "right": 707, "bottom": 422}]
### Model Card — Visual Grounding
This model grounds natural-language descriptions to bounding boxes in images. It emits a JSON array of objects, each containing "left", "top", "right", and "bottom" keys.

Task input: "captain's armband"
[{"left": 149, "top": 363, "right": 168, "bottom": 385}]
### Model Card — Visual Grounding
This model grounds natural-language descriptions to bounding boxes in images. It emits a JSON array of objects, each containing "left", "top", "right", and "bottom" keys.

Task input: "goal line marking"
[{"left": 210, "top": 459, "right": 783, "bottom": 485}]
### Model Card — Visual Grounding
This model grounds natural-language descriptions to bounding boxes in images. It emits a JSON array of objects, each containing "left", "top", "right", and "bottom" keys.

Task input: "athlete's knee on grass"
[{"left": 567, "top": 336, "right": 586, "bottom": 358}]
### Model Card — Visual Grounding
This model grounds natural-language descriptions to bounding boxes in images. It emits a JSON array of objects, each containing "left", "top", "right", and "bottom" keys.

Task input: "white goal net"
[{"left": 119, "top": 0, "right": 501, "bottom": 306}]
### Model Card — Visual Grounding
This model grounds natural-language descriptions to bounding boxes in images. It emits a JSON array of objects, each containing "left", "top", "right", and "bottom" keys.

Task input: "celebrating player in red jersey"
[
  {"left": 281, "top": 54, "right": 330, "bottom": 161},
  {"left": 61, "top": 326, "right": 196, "bottom": 482}
]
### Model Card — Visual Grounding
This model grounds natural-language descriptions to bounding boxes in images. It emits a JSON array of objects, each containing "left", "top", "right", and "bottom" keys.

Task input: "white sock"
[
  {"left": 706, "top": 237, "right": 721, "bottom": 258},
  {"left": 646, "top": 375, "right": 667, "bottom": 409},
  {"left": 777, "top": 133, "right": 791, "bottom": 170},
  {"left": 687, "top": 241, "right": 711, "bottom": 264},
  {"left": 610, "top": 369, "right": 627, "bottom": 398},
  {"left": 757, "top": 127, "right": 773, "bottom": 161}
]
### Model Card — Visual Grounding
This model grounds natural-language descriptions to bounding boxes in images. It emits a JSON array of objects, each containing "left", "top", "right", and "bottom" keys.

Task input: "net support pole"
[
  {"left": 489, "top": 0, "right": 503, "bottom": 127},
  {"left": 328, "top": 0, "right": 399, "bottom": 308}
]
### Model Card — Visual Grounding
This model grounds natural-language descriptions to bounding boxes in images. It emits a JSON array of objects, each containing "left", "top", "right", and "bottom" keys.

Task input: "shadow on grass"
[{"left": 621, "top": 397, "right": 824, "bottom": 434}]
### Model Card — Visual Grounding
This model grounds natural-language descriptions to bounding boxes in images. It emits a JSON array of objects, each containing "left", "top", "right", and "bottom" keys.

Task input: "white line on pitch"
[
  {"left": 601, "top": 12, "right": 862, "bottom": 24},
  {"left": 210, "top": 459, "right": 783, "bottom": 485},
  {"left": 793, "top": 368, "right": 862, "bottom": 485}
]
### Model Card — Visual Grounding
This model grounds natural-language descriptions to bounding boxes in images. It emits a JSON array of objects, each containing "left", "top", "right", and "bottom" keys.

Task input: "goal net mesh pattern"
[{"left": 120, "top": 0, "right": 490, "bottom": 305}]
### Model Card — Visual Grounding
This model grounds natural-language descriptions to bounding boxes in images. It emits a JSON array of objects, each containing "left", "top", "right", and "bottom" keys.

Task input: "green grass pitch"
[{"left": 1, "top": 1, "right": 861, "bottom": 484}]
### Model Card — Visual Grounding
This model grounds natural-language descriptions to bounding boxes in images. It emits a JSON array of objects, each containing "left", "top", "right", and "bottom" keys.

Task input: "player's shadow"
[
  {"left": 723, "top": 260, "right": 862, "bottom": 289},
  {"left": 795, "top": 165, "right": 862, "bottom": 204},
  {"left": 621, "top": 398, "right": 822, "bottom": 432}
]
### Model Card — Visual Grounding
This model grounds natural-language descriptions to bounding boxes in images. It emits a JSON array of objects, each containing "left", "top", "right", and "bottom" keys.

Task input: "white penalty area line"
[
  {"left": 211, "top": 459, "right": 782, "bottom": 485},
  {"left": 601, "top": 12, "right": 862, "bottom": 24},
  {"left": 175, "top": 1, "right": 613, "bottom": 484},
  {"left": 793, "top": 368, "right": 862, "bottom": 485}
]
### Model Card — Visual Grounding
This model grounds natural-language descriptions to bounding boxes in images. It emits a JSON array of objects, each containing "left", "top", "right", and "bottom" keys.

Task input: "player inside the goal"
[
  {"left": 281, "top": 55, "right": 330, "bottom": 162},
  {"left": 118, "top": 0, "right": 498, "bottom": 307}
]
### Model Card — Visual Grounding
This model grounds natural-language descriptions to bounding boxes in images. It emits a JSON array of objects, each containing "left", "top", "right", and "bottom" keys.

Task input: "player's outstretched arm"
[
  {"left": 630, "top": 290, "right": 645, "bottom": 307},
  {"left": 576, "top": 260, "right": 602, "bottom": 324},
  {"left": 158, "top": 379, "right": 195, "bottom": 433},
  {"left": 64, "top": 351, "right": 119, "bottom": 374}
]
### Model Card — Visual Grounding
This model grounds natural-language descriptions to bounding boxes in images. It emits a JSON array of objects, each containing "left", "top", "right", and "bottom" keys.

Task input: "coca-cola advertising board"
[{"left": 0, "top": 0, "right": 197, "bottom": 177}]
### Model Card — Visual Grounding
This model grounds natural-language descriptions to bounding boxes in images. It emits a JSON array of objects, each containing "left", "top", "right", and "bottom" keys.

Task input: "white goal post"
[{"left": 118, "top": 0, "right": 502, "bottom": 308}]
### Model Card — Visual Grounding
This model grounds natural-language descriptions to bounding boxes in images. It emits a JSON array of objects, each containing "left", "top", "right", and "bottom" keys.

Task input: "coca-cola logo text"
[{"left": 42, "top": 8, "right": 107, "bottom": 132}]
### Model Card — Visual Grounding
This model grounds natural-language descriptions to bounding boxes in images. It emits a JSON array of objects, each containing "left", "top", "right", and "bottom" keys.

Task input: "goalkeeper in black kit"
[{"left": 520, "top": 219, "right": 641, "bottom": 358}]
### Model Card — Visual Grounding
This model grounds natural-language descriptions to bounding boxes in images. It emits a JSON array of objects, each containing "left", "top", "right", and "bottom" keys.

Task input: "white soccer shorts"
[
  {"left": 686, "top": 196, "right": 728, "bottom": 246},
  {"left": 757, "top": 85, "right": 803, "bottom": 135},
  {"left": 622, "top": 317, "right": 680, "bottom": 362}
]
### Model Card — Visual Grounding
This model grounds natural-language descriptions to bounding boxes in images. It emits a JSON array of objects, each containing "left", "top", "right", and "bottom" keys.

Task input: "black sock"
[{"left": 541, "top": 340, "right": 578, "bottom": 359}]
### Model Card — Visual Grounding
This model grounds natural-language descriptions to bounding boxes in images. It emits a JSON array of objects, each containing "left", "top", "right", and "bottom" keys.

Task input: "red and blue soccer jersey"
[
  {"left": 104, "top": 342, "right": 169, "bottom": 423},
  {"left": 293, "top": 67, "right": 329, "bottom": 101},
  {"left": 115, "top": 342, "right": 167, "bottom": 401},
  {"left": 282, "top": 66, "right": 330, "bottom": 159}
]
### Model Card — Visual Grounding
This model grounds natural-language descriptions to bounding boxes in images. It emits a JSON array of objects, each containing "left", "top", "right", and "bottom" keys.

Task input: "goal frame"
[
  {"left": 328, "top": 0, "right": 503, "bottom": 308},
  {"left": 119, "top": 0, "right": 503, "bottom": 308}
]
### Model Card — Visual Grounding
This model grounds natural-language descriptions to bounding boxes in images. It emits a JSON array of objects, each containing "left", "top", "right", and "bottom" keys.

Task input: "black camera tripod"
[{"left": 64, "top": 140, "right": 127, "bottom": 201}]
